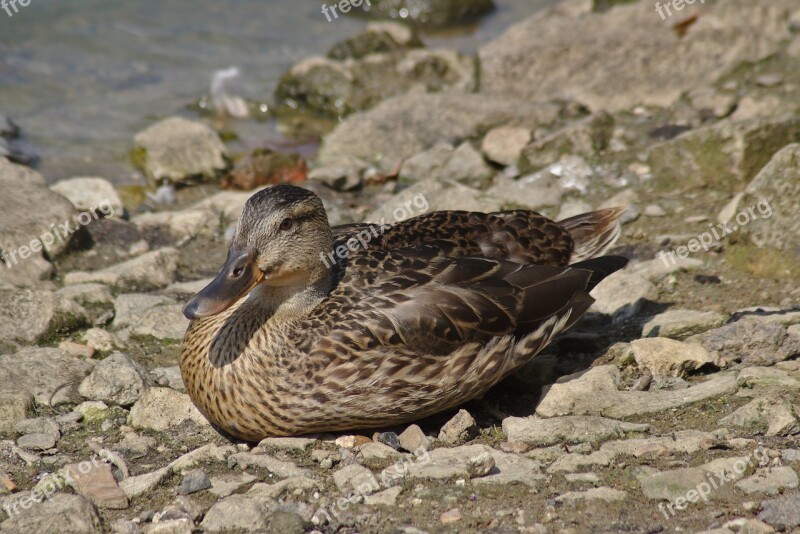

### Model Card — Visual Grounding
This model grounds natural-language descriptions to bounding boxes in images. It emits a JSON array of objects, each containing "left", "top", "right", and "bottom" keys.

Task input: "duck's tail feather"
[
  {"left": 570, "top": 255, "right": 629, "bottom": 291},
  {"left": 559, "top": 207, "right": 625, "bottom": 263}
]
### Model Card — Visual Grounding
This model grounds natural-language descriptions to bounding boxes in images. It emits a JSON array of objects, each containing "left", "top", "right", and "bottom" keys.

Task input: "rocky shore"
[{"left": 2, "top": 0, "right": 800, "bottom": 532}]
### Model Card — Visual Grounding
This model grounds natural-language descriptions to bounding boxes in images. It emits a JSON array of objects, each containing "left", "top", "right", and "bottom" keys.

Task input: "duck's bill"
[{"left": 183, "top": 248, "right": 263, "bottom": 320}]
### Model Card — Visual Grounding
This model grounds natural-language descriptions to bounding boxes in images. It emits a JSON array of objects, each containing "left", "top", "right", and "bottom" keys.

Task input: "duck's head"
[{"left": 183, "top": 184, "right": 333, "bottom": 320}]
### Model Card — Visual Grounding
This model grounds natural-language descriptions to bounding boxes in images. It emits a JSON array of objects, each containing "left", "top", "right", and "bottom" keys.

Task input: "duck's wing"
[{"left": 304, "top": 246, "right": 621, "bottom": 358}]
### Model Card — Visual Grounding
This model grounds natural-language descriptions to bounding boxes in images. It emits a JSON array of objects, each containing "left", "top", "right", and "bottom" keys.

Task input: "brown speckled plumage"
[{"left": 180, "top": 185, "right": 626, "bottom": 441}]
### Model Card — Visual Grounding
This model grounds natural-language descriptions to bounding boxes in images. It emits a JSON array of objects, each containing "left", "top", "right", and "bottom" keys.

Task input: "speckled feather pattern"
[{"left": 180, "top": 203, "right": 624, "bottom": 441}]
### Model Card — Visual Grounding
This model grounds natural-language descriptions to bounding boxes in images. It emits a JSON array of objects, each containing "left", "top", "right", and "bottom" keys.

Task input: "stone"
[
  {"left": 398, "top": 424, "right": 430, "bottom": 452},
  {"left": 58, "top": 341, "right": 95, "bottom": 360},
  {"left": 376, "top": 432, "right": 400, "bottom": 450},
  {"left": 75, "top": 401, "right": 110, "bottom": 424},
  {"left": 257, "top": 437, "right": 316, "bottom": 453},
  {"left": 358, "top": 0, "right": 495, "bottom": 28},
  {"left": 521, "top": 112, "right": 616, "bottom": 173},
  {"left": 82, "top": 328, "right": 124, "bottom": 353},
  {"left": 721, "top": 518, "right": 775, "bottom": 534},
  {"left": 200, "top": 495, "right": 268, "bottom": 532},
  {"left": 405, "top": 444, "right": 494, "bottom": 480},
  {"left": 119, "top": 467, "right": 170, "bottom": 499},
  {"left": 480, "top": 0, "right": 793, "bottom": 112},
  {"left": 125, "top": 304, "right": 189, "bottom": 341},
  {"left": 364, "top": 486, "right": 403, "bottom": 506},
  {"left": 0, "top": 159, "right": 75, "bottom": 259},
  {"left": 16, "top": 433, "right": 56, "bottom": 451},
  {"left": 0, "top": 289, "right": 88, "bottom": 344},
  {"left": 0, "top": 347, "right": 93, "bottom": 406},
  {"left": 440, "top": 508, "right": 462, "bottom": 525},
  {"left": 113, "top": 432, "right": 157, "bottom": 460},
  {"left": 79, "top": 352, "right": 153, "bottom": 407},
  {"left": 327, "top": 21, "right": 422, "bottom": 60},
  {"left": 555, "top": 487, "right": 628, "bottom": 504},
  {"left": 64, "top": 248, "right": 179, "bottom": 292},
  {"left": 0, "top": 493, "right": 101, "bottom": 533},
  {"left": 358, "top": 442, "right": 402, "bottom": 464},
  {"left": 64, "top": 462, "right": 129, "bottom": 509},
  {"left": 317, "top": 93, "right": 559, "bottom": 174},
  {"left": 438, "top": 409, "right": 478, "bottom": 444},
  {"left": 536, "top": 365, "right": 738, "bottom": 419},
  {"left": 638, "top": 456, "right": 754, "bottom": 501},
  {"left": 631, "top": 256, "right": 704, "bottom": 283},
  {"left": 332, "top": 464, "right": 376, "bottom": 494},
  {"left": 178, "top": 469, "right": 211, "bottom": 495},
  {"left": 400, "top": 142, "right": 494, "bottom": 187},
  {"left": 502, "top": 415, "right": 649, "bottom": 447},
  {"left": 14, "top": 417, "right": 59, "bottom": 440},
  {"left": 564, "top": 472, "right": 601, "bottom": 484},
  {"left": 129, "top": 388, "right": 210, "bottom": 432},
  {"left": 56, "top": 284, "right": 114, "bottom": 307},
  {"left": 642, "top": 309, "right": 726, "bottom": 339},
  {"left": 758, "top": 492, "right": 800, "bottom": 530},
  {"left": 630, "top": 338, "right": 721, "bottom": 378},
  {"left": 471, "top": 449, "right": 544, "bottom": 488},
  {"left": 736, "top": 466, "right": 799, "bottom": 495},
  {"left": 692, "top": 318, "right": 800, "bottom": 366},
  {"left": 737, "top": 367, "right": 800, "bottom": 397},
  {"left": 209, "top": 473, "right": 257, "bottom": 498},
  {"left": 0, "top": 391, "right": 34, "bottom": 435},
  {"left": 149, "top": 366, "right": 185, "bottom": 392},
  {"left": 133, "top": 117, "right": 228, "bottom": 184},
  {"left": 228, "top": 452, "right": 311, "bottom": 479},
  {"left": 482, "top": 125, "right": 531, "bottom": 166},
  {"left": 247, "top": 477, "right": 318, "bottom": 501},
  {"left": 589, "top": 272, "right": 657, "bottom": 320},
  {"left": 50, "top": 177, "right": 123, "bottom": 216},
  {"left": 720, "top": 397, "right": 799, "bottom": 436},
  {"left": 142, "top": 519, "right": 192, "bottom": 534},
  {"left": 487, "top": 172, "right": 562, "bottom": 211}
]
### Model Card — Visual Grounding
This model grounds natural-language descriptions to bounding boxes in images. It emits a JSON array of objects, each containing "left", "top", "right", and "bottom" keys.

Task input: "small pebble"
[
  {"left": 441, "top": 508, "right": 462, "bottom": 524},
  {"left": 178, "top": 469, "right": 212, "bottom": 495},
  {"left": 377, "top": 432, "right": 400, "bottom": 450}
]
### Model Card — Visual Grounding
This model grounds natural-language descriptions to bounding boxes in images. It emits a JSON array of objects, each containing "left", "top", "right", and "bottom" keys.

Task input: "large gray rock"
[
  {"left": 63, "top": 248, "right": 179, "bottom": 291},
  {"left": 399, "top": 142, "right": 494, "bottom": 188},
  {"left": 0, "top": 348, "right": 93, "bottom": 406},
  {"left": 479, "top": 0, "right": 794, "bottom": 112},
  {"left": 133, "top": 117, "right": 228, "bottom": 184},
  {"left": 317, "top": 93, "right": 560, "bottom": 174},
  {"left": 691, "top": 317, "right": 800, "bottom": 366},
  {"left": 78, "top": 352, "right": 153, "bottom": 407},
  {"left": 129, "top": 388, "right": 210, "bottom": 432},
  {"left": 630, "top": 337, "right": 721, "bottom": 378},
  {"left": 50, "top": 177, "right": 123, "bottom": 216},
  {"left": 0, "top": 494, "right": 101, "bottom": 533},
  {"left": 642, "top": 309, "right": 726, "bottom": 339},
  {"left": 0, "top": 159, "right": 75, "bottom": 260},
  {"left": 0, "top": 289, "right": 88, "bottom": 344}
]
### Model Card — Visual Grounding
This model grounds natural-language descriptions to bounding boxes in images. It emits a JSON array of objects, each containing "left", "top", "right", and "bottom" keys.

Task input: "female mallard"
[{"left": 180, "top": 185, "right": 627, "bottom": 441}]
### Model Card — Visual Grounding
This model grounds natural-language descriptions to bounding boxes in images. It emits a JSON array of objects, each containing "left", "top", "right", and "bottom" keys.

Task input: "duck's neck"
[{"left": 248, "top": 266, "right": 334, "bottom": 320}]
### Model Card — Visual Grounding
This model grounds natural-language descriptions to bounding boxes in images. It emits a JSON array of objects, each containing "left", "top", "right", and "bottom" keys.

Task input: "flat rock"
[
  {"left": 78, "top": 352, "right": 153, "bottom": 407},
  {"left": 0, "top": 289, "right": 88, "bottom": 344},
  {"left": 64, "top": 248, "right": 179, "bottom": 292},
  {"left": 364, "top": 486, "right": 403, "bottom": 506},
  {"left": 555, "top": 487, "right": 628, "bottom": 504},
  {"left": 332, "top": 464, "right": 376, "bottom": 494},
  {"left": 64, "top": 462, "right": 128, "bottom": 509},
  {"left": 720, "top": 397, "right": 799, "bottom": 436},
  {"left": 16, "top": 432, "right": 56, "bottom": 451},
  {"left": 200, "top": 495, "right": 268, "bottom": 533},
  {"left": 258, "top": 437, "right": 317, "bottom": 453},
  {"left": 589, "top": 271, "right": 657, "bottom": 320},
  {"left": 209, "top": 473, "right": 257, "bottom": 498},
  {"left": 178, "top": 469, "right": 211, "bottom": 495},
  {"left": 630, "top": 337, "right": 721, "bottom": 378},
  {"left": 642, "top": 309, "right": 726, "bottom": 339},
  {"left": 398, "top": 424, "right": 430, "bottom": 453},
  {"left": 50, "top": 177, "right": 123, "bottom": 216},
  {"left": 638, "top": 456, "right": 753, "bottom": 501},
  {"left": 127, "top": 304, "right": 188, "bottom": 341},
  {"left": 691, "top": 317, "right": 800, "bottom": 366},
  {"left": 149, "top": 366, "right": 185, "bottom": 392},
  {"left": 0, "top": 493, "right": 101, "bottom": 533},
  {"left": 736, "top": 466, "right": 799, "bottom": 495},
  {"left": 134, "top": 117, "right": 228, "bottom": 184},
  {"left": 400, "top": 142, "right": 494, "bottom": 188},
  {"left": 129, "top": 388, "right": 210, "bottom": 432},
  {"left": 228, "top": 452, "right": 312, "bottom": 479},
  {"left": 56, "top": 284, "right": 114, "bottom": 307},
  {"left": 472, "top": 449, "right": 545, "bottom": 488},
  {"left": 737, "top": 367, "right": 800, "bottom": 398},
  {"left": 247, "top": 476, "right": 318, "bottom": 501},
  {"left": 758, "top": 492, "right": 800, "bottom": 530},
  {"left": 0, "top": 347, "right": 93, "bottom": 406},
  {"left": 358, "top": 442, "right": 402, "bottom": 464},
  {"left": 502, "top": 415, "right": 649, "bottom": 447},
  {"left": 0, "top": 391, "right": 34, "bottom": 435},
  {"left": 405, "top": 444, "right": 495, "bottom": 480},
  {"left": 481, "top": 125, "right": 531, "bottom": 167},
  {"left": 438, "top": 409, "right": 478, "bottom": 444},
  {"left": 119, "top": 467, "right": 170, "bottom": 499}
]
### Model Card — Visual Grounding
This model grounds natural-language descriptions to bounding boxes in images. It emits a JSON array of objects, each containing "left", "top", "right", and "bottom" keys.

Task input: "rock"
[
  {"left": 738, "top": 144, "right": 800, "bottom": 274},
  {"left": 400, "top": 142, "right": 493, "bottom": 188},
  {"left": 440, "top": 508, "right": 462, "bottom": 525},
  {"left": 132, "top": 210, "right": 216, "bottom": 243},
  {"left": 364, "top": 486, "right": 403, "bottom": 506},
  {"left": 0, "top": 347, "right": 93, "bottom": 406},
  {"left": 736, "top": 466, "right": 799, "bottom": 495},
  {"left": 630, "top": 338, "right": 721, "bottom": 378},
  {"left": 56, "top": 284, "right": 114, "bottom": 308},
  {"left": 258, "top": 437, "right": 316, "bottom": 453},
  {"left": 119, "top": 467, "right": 170, "bottom": 499},
  {"left": 0, "top": 289, "right": 88, "bottom": 344},
  {"left": 720, "top": 397, "right": 799, "bottom": 436},
  {"left": 486, "top": 172, "right": 562, "bottom": 211},
  {"left": 376, "top": 432, "right": 400, "bottom": 450},
  {"left": 555, "top": 487, "right": 628, "bottom": 504},
  {"left": 405, "top": 444, "right": 494, "bottom": 480},
  {"left": 536, "top": 365, "right": 738, "bottom": 419},
  {"left": 758, "top": 492, "right": 800, "bottom": 530},
  {"left": 358, "top": 0, "right": 495, "bottom": 28},
  {"left": 178, "top": 469, "right": 211, "bottom": 495},
  {"left": 78, "top": 352, "right": 153, "bottom": 407},
  {"left": 642, "top": 309, "right": 726, "bottom": 339},
  {"left": 317, "top": 93, "right": 559, "bottom": 174},
  {"left": 247, "top": 476, "right": 318, "bottom": 500},
  {"left": 721, "top": 518, "right": 775, "bottom": 534},
  {"left": 200, "top": 495, "right": 268, "bottom": 532},
  {"left": 14, "top": 417, "right": 60, "bottom": 440},
  {"left": 0, "top": 494, "right": 101, "bottom": 533},
  {"left": 129, "top": 388, "right": 210, "bottom": 432},
  {"left": 631, "top": 255, "right": 703, "bottom": 283},
  {"left": 58, "top": 342, "right": 94, "bottom": 361},
  {"left": 82, "top": 328, "right": 124, "bottom": 353},
  {"left": 327, "top": 21, "right": 423, "bottom": 60},
  {"left": 16, "top": 433, "right": 56, "bottom": 451},
  {"left": 133, "top": 117, "right": 228, "bottom": 184},
  {"left": 398, "top": 424, "right": 430, "bottom": 452},
  {"left": 502, "top": 416, "right": 649, "bottom": 447},
  {"left": 438, "top": 409, "right": 478, "bottom": 444},
  {"left": 737, "top": 367, "right": 800, "bottom": 397},
  {"left": 75, "top": 401, "right": 110, "bottom": 424},
  {"left": 127, "top": 304, "right": 188, "bottom": 341},
  {"left": 520, "top": 112, "right": 616, "bottom": 173},
  {"left": 564, "top": 472, "right": 601, "bottom": 484},
  {"left": 280, "top": 48, "right": 477, "bottom": 117},
  {"left": 647, "top": 115, "right": 800, "bottom": 191},
  {"left": 692, "top": 318, "right": 800, "bottom": 366},
  {"left": 482, "top": 125, "right": 531, "bottom": 166},
  {"left": 358, "top": 442, "right": 402, "bottom": 464},
  {"left": 112, "top": 294, "right": 173, "bottom": 329},
  {"left": 113, "top": 432, "right": 157, "bottom": 460},
  {"left": 209, "top": 473, "right": 257, "bottom": 498},
  {"left": 480, "top": 0, "right": 792, "bottom": 112},
  {"left": 64, "top": 248, "right": 179, "bottom": 292},
  {"left": 266, "top": 511, "right": 308, "bottom": 534},
  {"left": 143, "top": 518, "right": 192, "bottom": 534},
  {"left": 333, "top": 464, "right": 376, "bottom": 494},
  {"left": 471, "top": 449, "right": 544, "bottom": 488},
  {"left": 589, "top": 272, "right": 657, "bottom": 320},
  {"left": 0, "top": 391, "right": 34, "bottom": 435},
  {"left": 365, "top": 179, "right": 499, "bottom": 223},
  {"left": 228, "top": 452, "right": 311, "bottom": 479},
  {"left": 0, "top": 159, "right": 76, "bottom": 260},
  {"left": 64, "top": 462, "right": 129, "bottom": 509},
  {"left": 149, "top": 366, "right": 186, "bottom": 392},
  {"left": 638, "top": 456, "right": 754, "bottom": 501},
  {"left": 643, "top": 204, "right": 666, "bottom": 218},
  {"left": 50, "top": 177, "right": 123, "bottom": 216}
]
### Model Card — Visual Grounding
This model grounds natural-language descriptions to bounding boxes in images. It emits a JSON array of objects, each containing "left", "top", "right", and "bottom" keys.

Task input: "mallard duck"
[{"left": 180, "top": 185, "right": 627, "bottom": 441}]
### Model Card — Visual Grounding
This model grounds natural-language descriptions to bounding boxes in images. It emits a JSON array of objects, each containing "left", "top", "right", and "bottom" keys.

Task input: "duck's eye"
[
  {"left": 232, "top": 267, "right": 244, "bottom": 277},
  {"left": 280, "top": 217, "right": 293, "bottom": 231}
]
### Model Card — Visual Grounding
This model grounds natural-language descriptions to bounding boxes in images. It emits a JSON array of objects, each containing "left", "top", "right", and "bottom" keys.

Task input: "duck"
[{"left": 180, "top": 184, "right": 627, "bottom": 441}]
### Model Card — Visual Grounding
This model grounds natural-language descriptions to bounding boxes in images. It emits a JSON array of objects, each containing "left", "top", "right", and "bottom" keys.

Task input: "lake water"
[{"left": 0, "top": 0, "right": 556, "bottom": 184}]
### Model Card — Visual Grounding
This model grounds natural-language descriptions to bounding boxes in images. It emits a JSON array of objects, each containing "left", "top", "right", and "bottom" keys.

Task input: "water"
[{"left": 0, "top": 0, "right": 555, "bottom": 184}]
